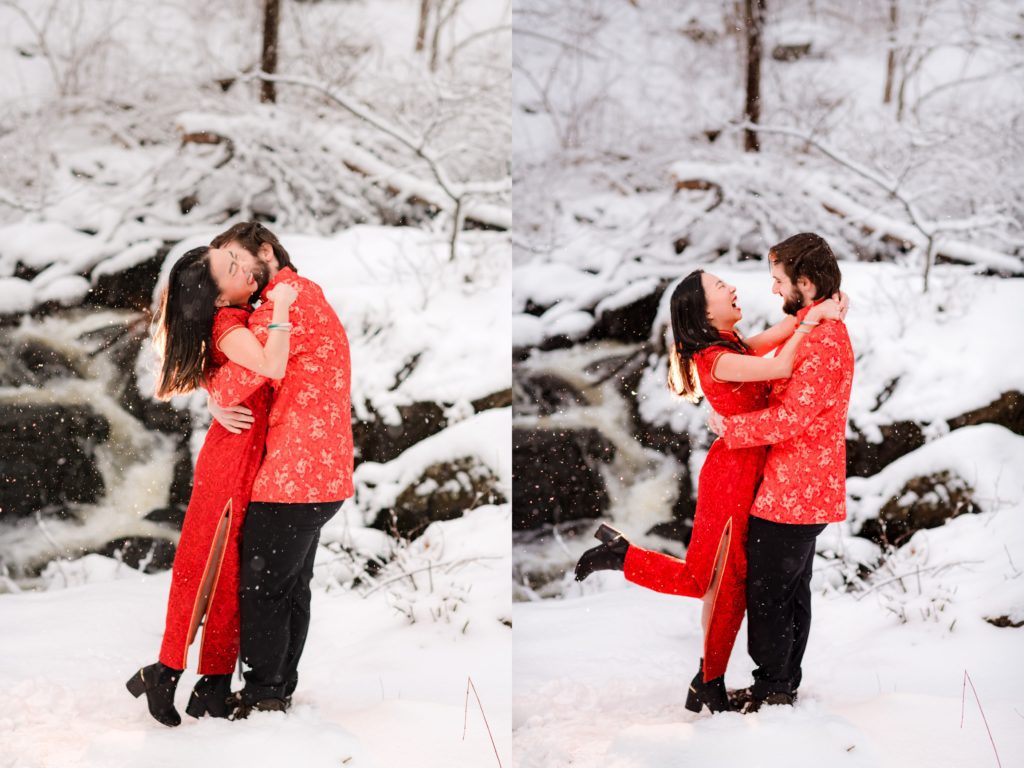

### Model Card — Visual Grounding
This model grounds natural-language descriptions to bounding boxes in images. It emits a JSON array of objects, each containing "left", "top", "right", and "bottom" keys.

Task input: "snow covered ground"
[
  {"left": 0, "top": 506, "right": 511, "bottom": 768},
  {"left": 513, "top": 493, "right": 1024, "bottom": 768},
  {"left": 513, "top": 573, "right": 1024, "bottom": 768}
]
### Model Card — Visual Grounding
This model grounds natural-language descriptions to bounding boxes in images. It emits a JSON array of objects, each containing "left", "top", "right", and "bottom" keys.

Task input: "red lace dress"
[
  {"left": 624, "top": 339, "right": 769, "bottom": 681},
  {"left": 157, "top": 307, "right": 271, "bottom": 674}
]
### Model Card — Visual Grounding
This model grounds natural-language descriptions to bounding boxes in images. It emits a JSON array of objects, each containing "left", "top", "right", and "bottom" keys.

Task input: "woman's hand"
[
  {"left": 835, "top": 290, "right": 850, "bottom": 319},
  {"left": 266, "top": 283, "right": 298, "bottom": 307},
  {"left": 808, "top": 292, "right": 847, "bottom": 323}
]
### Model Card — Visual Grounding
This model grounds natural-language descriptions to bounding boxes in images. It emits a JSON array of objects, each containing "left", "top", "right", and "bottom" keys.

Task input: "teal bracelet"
[{"left": 268, "top": 323, "right": 292, "bottom": 331}]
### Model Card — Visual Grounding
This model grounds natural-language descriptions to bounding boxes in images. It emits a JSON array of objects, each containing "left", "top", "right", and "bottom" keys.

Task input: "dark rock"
[
  {"left": 179, "top": 194, "right": 199, "bottom": 214},
  {"left": 514, "top": 371, "right": 589, "bottom": 418},
  {"left": 593, "top": 281, "right": 668, "bottom": 343},
  {"left": 513, "top": 345, "right": 532, "bottom": 363},
  {"left": 354, "top": 390, "right": 509, "bottom": 466},
  {"left": 512, "top": 426, "right": 615, "bottom": 530},
  {"left": 846, "top": 421, "right": 926, "bottom": 478},
  {"left": 522, "top": 300, "right": 551, "bottom": 317},
  {"left": 86, "top": 245, "right": 171, "bottom": 312},
  {"left": 98, "top": 536, "right": 177, "bottom": 573},
  {"left": 13, "top": 262, "right": 41, "bottom": 281},
  {"left": 847, "top": 391, "right": 1024, "bottom": 478},
  {"left": 370, "top": 457, "right": 506, "bottom": 540},
  {"left": 354, "top": 401, "right": 447, "bottom": 465},
  {"left": 949, "top": 391, "right": 1024, "bottom": 435},
  {"left": 772, "top": 43, "right": 812, "bottom": 62},
  {"left": 0, "top": 404, "right": 109, "bottom": 518},
  {"left": 857, "top": 470, "right": 980, "bottom": 547},
  {"left": 985, "top": 615, "right": 1024, "bottom": 629},
  {"left": 144, "top": 506, "right": 187, "bottom": 527},
  {"left": 471, "top": 388, "right": 512, "bottom": 412},
  {"left": 538, "top": 333, "right": 580, "bottom": 352},
  {"left": 647, "top": 517, "right": 695, "bottom": 542}
]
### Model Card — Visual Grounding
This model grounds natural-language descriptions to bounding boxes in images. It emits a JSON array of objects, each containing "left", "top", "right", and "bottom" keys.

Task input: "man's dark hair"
[
  {"left": 769, "top": 233, "right": 840, "bottom": 299},
  {"left": 210, "top": 221, "right": 297, "bottom": 273}
]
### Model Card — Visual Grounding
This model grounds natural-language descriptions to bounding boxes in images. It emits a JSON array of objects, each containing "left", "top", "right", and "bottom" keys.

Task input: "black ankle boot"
[
  {"left": 186, "top": 674, "right": 233, "bottom": 719},
  {"left": 684, "top": 660, "right": 733, "bottom": 714},
  {"left": 126, "top": 662, "right": 182, "bottom": 727},
  {"left": 574, "top": 524, "right": 630, "bottom": 582}
]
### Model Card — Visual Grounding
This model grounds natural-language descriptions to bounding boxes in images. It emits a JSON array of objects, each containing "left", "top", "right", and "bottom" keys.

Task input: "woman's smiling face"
[
  {"left": 207, "top": 246, "right": 258, "bottom": 306},
  {"left": 701, "top": 271, "right": 741, "bottom": 330}
]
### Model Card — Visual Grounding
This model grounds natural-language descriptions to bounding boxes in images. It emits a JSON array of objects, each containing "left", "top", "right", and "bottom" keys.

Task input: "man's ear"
[
  {"left": 258, "top": 242, "right": 275, "bottom": 263},
  {"left": 796, "top": 275, "right": 815, "bottom": 298}
]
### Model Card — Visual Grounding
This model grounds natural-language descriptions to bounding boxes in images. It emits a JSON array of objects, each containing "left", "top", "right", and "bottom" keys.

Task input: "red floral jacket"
[
  {"left": 722, "top": 305, "right": 854, "bottom": 525},
  {"left": 207, "top": 267, "right": 354, "bottom": 503}
]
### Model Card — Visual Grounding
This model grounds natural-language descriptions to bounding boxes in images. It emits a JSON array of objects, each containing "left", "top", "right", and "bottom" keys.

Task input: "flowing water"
[
  {"left": 0, "top": 309, "right": 185, "bottom": 588},
  {"left": 513, "top": 340, "right": 690, "bottom": 600}
]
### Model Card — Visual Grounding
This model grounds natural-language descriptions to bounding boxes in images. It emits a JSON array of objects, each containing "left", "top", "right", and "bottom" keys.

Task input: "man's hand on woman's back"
[{"left": 208, "top": 397, "right": 255, "bottom": 434}]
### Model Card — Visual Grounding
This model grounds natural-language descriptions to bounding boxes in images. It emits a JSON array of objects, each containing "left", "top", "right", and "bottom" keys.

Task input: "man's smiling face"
[{"left": 770, "top": 257, "right": 806, "bottom": 316}]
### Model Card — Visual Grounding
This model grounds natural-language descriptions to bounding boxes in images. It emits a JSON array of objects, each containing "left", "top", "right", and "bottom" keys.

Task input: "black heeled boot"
[
  {"left": 684, "top": 659, "right": 733, "bottom": 714},
  {"left": 574, "top": 523, "right": 630, "bottom": 582},
  {"left": 186, "top": 674, "right": 234, "bottom": 719},
  {"left": 126, "top": 662, "right": 183, "bottom": 727}
]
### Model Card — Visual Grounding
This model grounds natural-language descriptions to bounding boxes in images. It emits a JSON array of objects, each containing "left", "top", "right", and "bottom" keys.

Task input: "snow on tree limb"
[{"left": 672, "top": 144, "right": 1022, "bottom": 278}]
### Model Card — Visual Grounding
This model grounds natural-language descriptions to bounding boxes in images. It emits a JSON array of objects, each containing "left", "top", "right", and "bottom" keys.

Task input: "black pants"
[
  {"left": 746, "top": 516, "right": 827, "bottom": 698},
  {"left": 239, "top": 500, "right": 341, "bottom": 703}
]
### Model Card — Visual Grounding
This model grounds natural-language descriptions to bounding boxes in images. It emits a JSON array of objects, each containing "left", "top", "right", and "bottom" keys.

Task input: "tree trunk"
[
  {"left": 261, "top": 0, "right": 280, "bottom": 104},
  {"left": 743, "top": 0, "right": 765, "bottom": 152},
  {"left": 430, "top": 0, "right": 449, "bottom": 72},
  {"left": 416, "top": 0, "right": 431, "bottom": 52},
  {"left": 883, "top": 0, "right": 898, "bottom": 104}
]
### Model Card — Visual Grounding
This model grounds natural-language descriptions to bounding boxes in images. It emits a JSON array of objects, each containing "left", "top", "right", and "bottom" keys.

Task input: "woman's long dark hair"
[
  {"left": 153, "top": 246, "right": 220, "bottom": 399},
  {"left": 667, "top": 269, "right": 750, "bottom": 402}
]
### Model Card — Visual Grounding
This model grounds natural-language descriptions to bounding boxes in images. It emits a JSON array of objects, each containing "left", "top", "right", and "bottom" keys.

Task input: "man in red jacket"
[
  {"left": 204, "top": 222, "right": 354, "bottom": 714},
  {"left": 709, "top": 233, "right": 854, "bottom": 711}
]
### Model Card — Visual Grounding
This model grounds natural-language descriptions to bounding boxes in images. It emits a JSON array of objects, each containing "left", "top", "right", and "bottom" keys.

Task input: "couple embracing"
[
  {"left": 126, "top": 222, "right": 353, "bottom": 725},
  {"left": 576, "top": 233, "right": 855, "bottom": 714}
]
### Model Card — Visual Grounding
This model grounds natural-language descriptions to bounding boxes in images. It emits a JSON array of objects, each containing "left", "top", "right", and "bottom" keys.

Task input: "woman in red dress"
[
  {"left": 575, "top": 269, "right": 843, "bottom": 713},
  {"left": 125, "top": 245, "right": 297, "bottom": 727}
]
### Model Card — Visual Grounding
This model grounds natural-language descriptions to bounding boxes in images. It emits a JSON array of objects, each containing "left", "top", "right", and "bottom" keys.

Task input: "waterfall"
[{"left": 0, "top": 309, "right": 183, "bottom": 587}]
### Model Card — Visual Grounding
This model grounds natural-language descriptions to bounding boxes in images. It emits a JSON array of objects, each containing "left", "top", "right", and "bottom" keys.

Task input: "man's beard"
[
  {"left": 782, "top": 286, "right": 805, "bottom": 316},
  {"left": 249, "top": 259, "right": 271, "bottom": 303}
]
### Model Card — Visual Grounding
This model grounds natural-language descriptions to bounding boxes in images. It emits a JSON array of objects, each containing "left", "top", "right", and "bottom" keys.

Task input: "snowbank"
[
  {"left": 352, "top": 407, "right": 512, "bottom": 514},
  {"left": 0, "top": 507, "right": 512, "bottom": 768}
]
